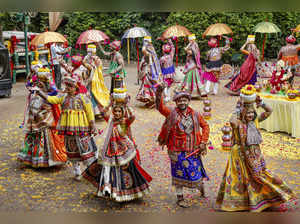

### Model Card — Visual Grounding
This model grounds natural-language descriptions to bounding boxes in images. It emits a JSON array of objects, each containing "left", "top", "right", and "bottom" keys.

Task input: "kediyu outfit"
[
  {"left": 156, "top": 90, "right": 210, "bottom": 196},
  {"left": 216, "top": 98, "right": 296, "bottom": 212},
  {"left": 46, "top": 91, "right": 98, "bottom": 176},
  {"left": 18, "top": 68, "right": 67, "bottom": 167},
  {"left": 101, "top": 41, "right": 127, "bottom": 94},
  {"left": 160, "top": 39, "right": 176, "bottom": 102},
  {"left": 203, "top": 37, "right": 230, "bottom": 95},
  {"left": 82, "top": 104, "right": 152, "bottom": 202},
  {"left": 136, "top": 36, "right": 162, "bottom": 107}
]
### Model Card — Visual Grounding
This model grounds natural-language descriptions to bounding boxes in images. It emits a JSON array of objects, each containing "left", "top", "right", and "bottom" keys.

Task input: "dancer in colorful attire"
[
  {"left": 98, "top": 41, "right": 126, "bottom": 94},
  {"left": 82, "top": 90, "right": 152, "bottom": 202},
  {"left": 82, "top": 44, "right": 110, "bottom": 116},
  {"left": 155, "top": 84, "right": 210, "bottom": 207},
  {"left": 216, "top": 85, "right": 296, "bottom": 212},
  {"left": 18, "top": 67, "right": 67, "bottom": 167},
  {"left": 160, "top": 38, "right": 176, "bottom": 102},
  {"left": 203, "top": 36, "right": 231, "bottom": 95},
  {"left": 225, "top": 35, "right": 260, "bottom": 95},
  {"left": 59, "top": 55, "right": 88, "bottom": 95},
  {"left": 136, "top": 36, "right": 162, "bottom": 108},
  {"left": 278, "top": 35, "right": 300, "bottom": 68},
  {"left": 180, "top": 34, "right": 205, "bottom": 98},
  {"left": 33, "top": 75, "right": 98, "bottom": 180}
]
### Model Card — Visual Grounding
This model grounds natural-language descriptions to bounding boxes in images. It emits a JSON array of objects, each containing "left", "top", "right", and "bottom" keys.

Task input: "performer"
[
  {"left": 160, "top": 38, "right": 176, "bottom": 102},
  {"left": 136, "top": 36, "right": 162, "bottom": 108},
  {"left": 98, "top": 41, "right": 126, "bottom": 94},
  {"left": 181, "top": 34, "right": 206, "bottom": 98},
  {"left": 155, "top": 84, "right": 210, "bottom": 208},
  {"left": 50, "top": 42, "right": 71, "bottom": 90},
  {"left": 82, "top": 90, "right": 152, "bottom": 202},
  {"left": 59, "top": 55, "right": 88, "bottom": 95},
  {"left": 216, "top": 85, "right": 296, "bottom": 212},
  {"left": 278, "top": 35, "right": 300, "bottom": 68},
  {"left": 82, "top": 44, "right": 110, "bottom": 116},
  {"left": 269, "top": 60, "right": 291, "bottom": 93},
  {"left": 225, "top": 35, "right": 260, "bottom": 95},
  {"left": 18, "top": 67, "right": 67, "bottom": 168},
  {"left": 33, "top": 75, "right": 98, "bottom": 180},
  {"left": 203, "top": 36, "right": 231, "bottom": 95}
]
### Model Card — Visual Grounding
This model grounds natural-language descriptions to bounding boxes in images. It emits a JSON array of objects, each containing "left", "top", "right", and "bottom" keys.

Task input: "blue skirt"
[{"left": 169, "top": 151, "right": 209, "bottom": 189}]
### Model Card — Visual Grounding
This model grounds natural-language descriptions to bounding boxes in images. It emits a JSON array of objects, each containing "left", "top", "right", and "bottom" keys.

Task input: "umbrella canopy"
[
  {"left": 254, "top": 22, "right": 281, "bottom": 33},
  {"left": 292, "top": 24, "right": 300, "bottom": 33},
  {"left": 161, "top": 25, "right": 191, "bottom": 39},
  {"left": 31, "top": 31, "right": 67, "bottom": 46},
  {"left": 76, "top": 29, "right": 109, "bottom": 45},
  {"left": 203, "top": 23, "right": 233, "bottom": 38},
  {"left": 121, "top": 27, "right": 151, "bottom": 39}
]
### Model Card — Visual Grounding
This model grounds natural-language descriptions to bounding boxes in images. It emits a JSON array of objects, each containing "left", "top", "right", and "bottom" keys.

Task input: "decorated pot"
[
  {"left": 203, "top": 112, "right": 211, "bottom": 120},
  {"left": 254, "top": 83, "right": 262, "bottom": 92},
  {"left": 287, "top": 92, "right": 297, "bottom": 99},
  {"left": 112, "top": 88, "right": 127, "bottom": 102}
]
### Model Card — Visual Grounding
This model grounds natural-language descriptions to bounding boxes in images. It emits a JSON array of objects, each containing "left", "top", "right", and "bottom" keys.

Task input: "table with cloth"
[{"left": 257, "top": 92, "right": 300, "bottom": 138}]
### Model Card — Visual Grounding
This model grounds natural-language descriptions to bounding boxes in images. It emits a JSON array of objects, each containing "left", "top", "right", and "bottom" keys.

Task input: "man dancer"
[
  {"left": 155, "top": 84, "right": 210, "bottom": 207},
  {"left": 98, "top": 40, "right": 126, "bottom": 94},
  {"left": 50, "top": 42, "right": 71, "bottom": 89}
]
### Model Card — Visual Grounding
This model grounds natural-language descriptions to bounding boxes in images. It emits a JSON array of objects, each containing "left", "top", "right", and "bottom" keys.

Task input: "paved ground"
[{"left": 0, "top": 64, "right": 299, "bottom": 213}]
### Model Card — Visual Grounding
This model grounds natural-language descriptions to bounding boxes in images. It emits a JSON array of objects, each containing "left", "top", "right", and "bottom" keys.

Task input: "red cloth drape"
[{"left": 230, "top": 53, "right": 256, "bottom": 92}]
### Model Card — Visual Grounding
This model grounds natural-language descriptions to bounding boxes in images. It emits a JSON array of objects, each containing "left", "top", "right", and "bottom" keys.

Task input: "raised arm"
[
  {"left": 126, "top": 106, "right": 135, "bottom": 126},
  {"left": 155, "top": 85, "right": 171, "bottom": 117},
  {"left": 98, "top": 43, "right": 112, "bottom": 56},
  {"left": 221, "top": 36, "right": 231, "bottom": 53},
  {"left": 240, "top": 41, "right": 249, "bottom": 55},
  {"left": 258, "top": 101, "right": 272, "bottom": 122},
  {"left": 168, "top": 38, "right": 175, "bottom": 59}
]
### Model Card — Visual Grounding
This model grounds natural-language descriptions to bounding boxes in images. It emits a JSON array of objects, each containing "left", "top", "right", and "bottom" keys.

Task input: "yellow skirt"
[{"left": 215, "top": 144, "right": 295, "bottom": 212}]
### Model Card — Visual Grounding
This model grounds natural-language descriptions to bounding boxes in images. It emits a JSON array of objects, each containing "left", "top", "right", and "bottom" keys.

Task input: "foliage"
[{"left": 1, "top": 12, "right": 300, "bottom": 64}]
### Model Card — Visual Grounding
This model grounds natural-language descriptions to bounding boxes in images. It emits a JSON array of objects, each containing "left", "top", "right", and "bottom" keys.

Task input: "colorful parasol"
[
  {"left": 254, "top": 21, "right": 281, "bottom": 61},
  {"left": 202, "top": 23, "right": 233, "bottom": 38},
  {"left": 31, "top": 31, "right": 67, "bottom": 46},
  {"left": 160, "top": 25, "right": 191, "bottom": 66},
  {"left": 161, "top": 25, "right": 191, "bottom": 39},
  {"left": 292, "top": 24, "right": 300, "bottom": 37},
  {"left": 76, "top": 29, "right": 109, "bottom": 46},
  {"left": 121, "top": 26, "right": 151, "bottom": 83}
]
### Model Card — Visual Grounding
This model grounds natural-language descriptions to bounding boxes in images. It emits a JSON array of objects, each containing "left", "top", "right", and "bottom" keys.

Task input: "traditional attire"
[
  {"left": 156, "top": 90, "right": 210, "bottom": 199},
  {"left": 225, "top": 43, "right": 259, "bottom": 94},
  {"left": 216, "top": 95, "right": 296, "bottom": 212},
  {"left": 160, "top": 39, "right": 176, "bottom": 101},
  {"left": 181, "top": 35, "right": 205, "bottom": 98},
  {"left": 101, "top": 41, "right": 126, "bottom": 94},
  {"left": 204, "top": 37, "right": 230, "bottom": 95},
  {"left": 82, "top": 102, "right": 151, "bottom": 202},
  {"left": 278, "top": 35, "right": 300, "bottom": 68},
  {"left": 18, "top": 68, "right": 67, "bottom": 167},
  {"left": 136, "top": 36, "right": 161, "bottom": 107},
  {"left": 82, "top": 46, "right": 110, "bottom": 115}
]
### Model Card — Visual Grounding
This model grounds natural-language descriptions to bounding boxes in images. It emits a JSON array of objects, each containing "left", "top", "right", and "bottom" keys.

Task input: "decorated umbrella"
[
  {"left": 76, "top": 29, "right": 109, "bottom": 46},
  {"left": 31, "top": 31, "right": 67, "bottom": 46},
  {"left": 254, "top": 21, "right": 281, "bottom": 61},
  {"left": 202, "top": 23, "right": 233, "bottom": 49},
  {"left": 202, "top": 23, "right": 233, "bottom": 38},
  {"left": 292, "top": 24, "right": 300, "bottom": 37},
  {"left": 31, "top": 31, "right": 68, "bottom": 81},
  {"left": 121, "top": 26, "right": 151, "bottom": 83},
  {"left": 160, "top": 25, "right": 191, "bottom": 66}
]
